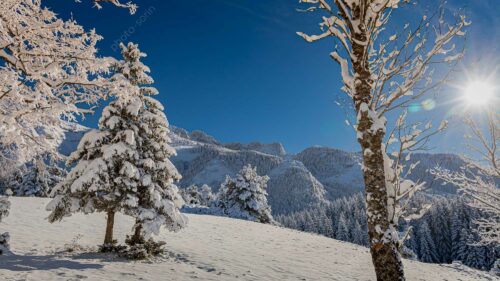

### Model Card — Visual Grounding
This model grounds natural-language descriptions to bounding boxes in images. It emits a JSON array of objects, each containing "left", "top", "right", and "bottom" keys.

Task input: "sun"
[{"left": 462, "top": 80, "right": 495, "bottom": 106}]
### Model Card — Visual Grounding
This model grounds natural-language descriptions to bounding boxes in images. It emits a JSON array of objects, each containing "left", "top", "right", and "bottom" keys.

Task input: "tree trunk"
[
  {"left": 358, "top": 128, "right": 405, "bottom": 281},
  {"left": 130, "top": 221, "right": 143, "bottom": 245},
  {"left": 104, "top": 210, "right": 115, "bottom": 245},
  {"left": 351, "top": 33, "right": 405, "bottom": 280}
]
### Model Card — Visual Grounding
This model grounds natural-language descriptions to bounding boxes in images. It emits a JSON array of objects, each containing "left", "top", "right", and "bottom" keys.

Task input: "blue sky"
[{"left": 44, "top": 0, "right": 499, "bottom": 154}]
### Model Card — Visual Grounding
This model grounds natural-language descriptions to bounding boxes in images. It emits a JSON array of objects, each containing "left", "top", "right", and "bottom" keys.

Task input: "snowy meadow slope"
[{"left": 0, "top": 197, "right": 495, "bottom": 281}]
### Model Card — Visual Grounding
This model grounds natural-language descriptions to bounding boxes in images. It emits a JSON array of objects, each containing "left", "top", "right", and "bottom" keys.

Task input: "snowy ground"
[{"left": 0, "top": 198, "right": 496, "bottom": 281}]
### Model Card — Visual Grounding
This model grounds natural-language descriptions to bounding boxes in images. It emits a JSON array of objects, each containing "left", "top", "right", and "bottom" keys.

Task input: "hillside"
[
  {"left": 0, "top": 197, "right": 495, "bottom": 281},
  {"left": 59, "top": 126, "right": 470, "bottom": 215},
  {"left": 168, "top": 128, "right": 471, "bottom": 212}
]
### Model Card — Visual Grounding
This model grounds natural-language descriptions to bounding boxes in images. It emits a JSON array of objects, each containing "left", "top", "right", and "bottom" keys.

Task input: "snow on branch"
[
  {"left": 296, "top": 1, "right": 467, "bottom": 113},
  {"left": 373, "top": 11, "right": 468, "bottom": 114},
  {"left": 384, "top": 111, "right": 447, "bottom": 227},
  {"left": 0, "top": 0, "right": 116, "bottom": 163},
  {"left": 431, "top": 112, "right": 499, "bottom": 246},
  {"left": 77, "top": 0, "right": 138, "bottom": 14}
]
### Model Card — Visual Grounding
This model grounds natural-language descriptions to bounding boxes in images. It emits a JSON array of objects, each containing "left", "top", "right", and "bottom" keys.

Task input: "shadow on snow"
[{"left": 0, "top": 253, "right": 103, "bottom": 272}]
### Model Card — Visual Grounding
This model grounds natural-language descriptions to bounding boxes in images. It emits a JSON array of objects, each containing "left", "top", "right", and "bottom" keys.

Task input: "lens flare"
[
  {"left": 462, "top": 80, "right": 495, "bottom": 106},
  {"left": 422, "top": 99, "right": 436, "bottom": 111},
  {"left": 408, "top": 103, "right": 421, "bottom": 113}
]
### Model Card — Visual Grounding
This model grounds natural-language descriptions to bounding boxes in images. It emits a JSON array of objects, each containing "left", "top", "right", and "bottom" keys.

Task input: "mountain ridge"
[{"left": 61, "top": 125, "right": 467, "bottom": 215}]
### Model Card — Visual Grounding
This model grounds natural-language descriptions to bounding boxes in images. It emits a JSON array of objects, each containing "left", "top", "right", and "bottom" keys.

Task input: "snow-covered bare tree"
[
  {"left": 297, "top": 1, "right": 468, "bottom": 279},
  {"left": 48, "top": 43, "right": 187, "bottom": 256},
  {"left": 0, "top": 0, "right": 115, "bottom": 166},
  {"left": 218, "top": 165, "right": 273, "bottom": 224},
  {"left": 432, "top": 112, "right": 499, "bottom": 246}
]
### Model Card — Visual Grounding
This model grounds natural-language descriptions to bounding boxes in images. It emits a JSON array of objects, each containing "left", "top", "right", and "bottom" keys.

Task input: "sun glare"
[{"left": 462, "top": 80, "right": 495, "bottom": 106}]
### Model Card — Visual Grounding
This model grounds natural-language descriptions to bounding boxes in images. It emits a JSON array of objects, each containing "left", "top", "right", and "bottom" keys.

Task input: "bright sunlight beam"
[{"left": 462, "top": 80, "right": 495, "bottom": 106}]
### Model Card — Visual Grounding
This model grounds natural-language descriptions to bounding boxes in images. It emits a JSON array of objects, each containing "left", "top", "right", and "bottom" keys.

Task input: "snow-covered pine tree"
[
  {"left": 48, "top": 43, "right": 187, "bottom": 256},
  {"left": 428, "top": 203, "right": 452, "bottom": 263},
  {"left": 318, "top": 209, "right": 334, "bottom": 237},
  {"left": 199, "top": 184, "right": 215, "bottom": 207},
  {"left": 181, "top": 184, "right": 215, "bottom": 207},
  {"left": 218, "top": 165, "right": 273, "bottom": 224},
  {"left": 464, "top": 241, "right": 487, "bottom": 270},
  {"left": 9, "top": 155, "right": 65, "bottom": 197},
  {"left": 115, "top": 43, "right": 187, "bottom": 257},
  {"left": 491, "top": 259, "right": 500, "bottom": 277},
  {"left": 336, "top": 214, "right": 349, "bottom": 241},
  {"left": 0, "top": 194, "right": 10, "bottom": 255},
  {"left": 417, "top": 221, "right": 437, "bottom": 263},
  {"left": 47, "top": 127, "right": 122, "bottom": 251},
  {"left": 450, "top": 200, "right": 470, "bottom": 262}
]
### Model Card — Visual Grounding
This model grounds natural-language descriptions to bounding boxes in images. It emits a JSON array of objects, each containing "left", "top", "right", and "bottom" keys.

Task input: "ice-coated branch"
[
  {"left": 374, "top": 11, "right": 468, "bottom": 114},
  {"left": 78, "top": 0, "right": 138, "bottom": 14},
  {"left": 0, "top": 0, "right": 116, "bottom": 163},
  {"left": 384, "top": 111, "right": 447, "bottom": 227},
  {"left": 463, "top": 113, "right": 499, "bottom": 178},
  {"left": 431, "top": 112, "right": 499, "bottom": 246}
]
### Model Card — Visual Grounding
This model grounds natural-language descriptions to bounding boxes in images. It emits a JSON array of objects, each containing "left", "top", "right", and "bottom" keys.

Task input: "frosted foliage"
[
  {"left": 0, "top": 0, "right": 115, "bottom": 164},
  {"left": 0, "top": 196, "right": 9, "bottom": 223},
  {"left": 181, "top": 184, "right": 215, "bottom": 207},
  {"left": 432, "top": 113, "right": 499, "bottom": 246},
  {"left": 0, "top": 196, "right": 10, "bottom": 255},
  {"left": 432, "top": 168, "right": 499, "bottom": 245},
  {"left": 218, "top": 165, "right": 273, "bottom": 224},
  {"left": 7, "top": 155, "right": 65, "bottom": 197},
  {"left": 491, "top": 259, "right": 500, "bottom": 277},
  {"left": 89, "top": 0, "right": 138, "bottom": 14},
  {"left": 48, "top": 43, "right": 187, "bottom": 237}
]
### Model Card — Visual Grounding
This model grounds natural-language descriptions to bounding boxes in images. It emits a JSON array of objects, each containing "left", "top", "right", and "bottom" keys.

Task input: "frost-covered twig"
[
  {"left": 431, "top": 112, "right": 499, "bottom": 246},
  {"left": 77, "top": 0, "right": 139, "bottom": 14}
]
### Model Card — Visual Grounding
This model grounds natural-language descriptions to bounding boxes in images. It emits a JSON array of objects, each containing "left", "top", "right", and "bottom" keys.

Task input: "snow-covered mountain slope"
[
  {"left": 59, "top": 126, "right": 471, "bottom": 215},
  {"left": 1, "top": 197, "right": 494, "bottom": 281},
  {"left": 294, "top": 147, "right": 364, "bottom": 199},
  {"left": 169, "top": 129, "right": 328, "bottom": 214},
  {"left": 171, "top": 143, "right": 327, "bottom": 215}
]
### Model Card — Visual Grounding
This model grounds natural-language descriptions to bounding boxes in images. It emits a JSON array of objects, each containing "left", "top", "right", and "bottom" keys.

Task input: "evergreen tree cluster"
[
  {"left": 180, "top": 184, "right": 215, "bottom": 207},
  {"left": 277, "top": 194, "right": 498, "bottom": 271},
  {"left": 407, "top": 197, "right": 498, "bottom": 271},
  {"left": 276, "top": 193, "right": 369, "bottom": 246},
  {"left": 0, "top": 154, "right": 65, "bottom": 197}
]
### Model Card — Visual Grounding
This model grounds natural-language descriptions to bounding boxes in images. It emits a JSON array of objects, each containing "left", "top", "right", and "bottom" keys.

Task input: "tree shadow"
[
  {"left": 0, "top": 253, "right": 104, "bottom": 272},
  {"left": 71, "top": 251, "right": 128, "bottom": 263}
]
